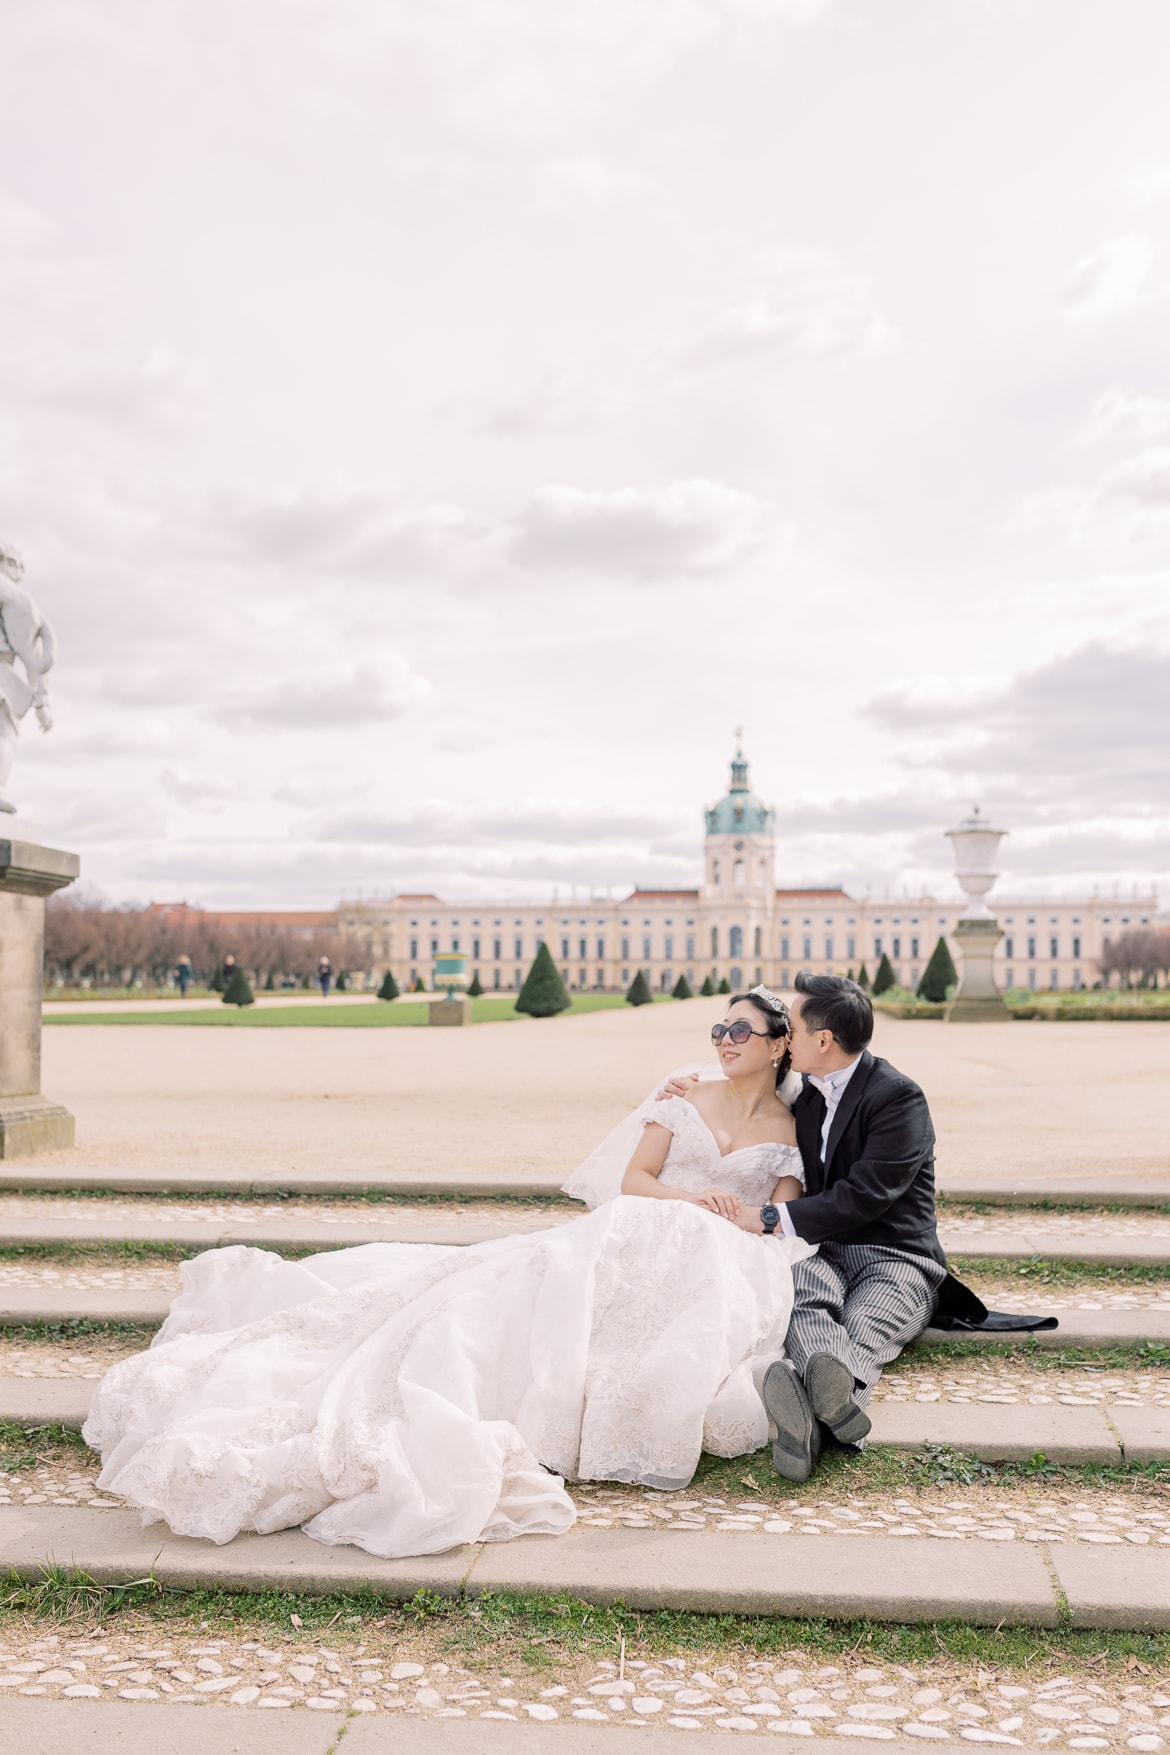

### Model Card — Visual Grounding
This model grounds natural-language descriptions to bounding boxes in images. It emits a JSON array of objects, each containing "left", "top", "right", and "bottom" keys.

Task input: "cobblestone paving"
[
  {"left": 3, "top": 1256, "right": 1169, "bottom": 1310},
  {"left": 1, "top": 1630, "right": 1169, "bottom": 1742},
  {"left": 0, "top": 1338, "right": 140, "bottom": 1377},
  {"left": 3, "top": 1448, "right": 1168, "bottom": 1544},
  {"left": 941, "top": 1210, "right": 1170, "bottom": 1240},
  {"left": 872, "top": 1362, "right": 1170, "bottom": 1406},
  {"left": 0, "top": 1195, "right": 564, "bottom": 1235}
]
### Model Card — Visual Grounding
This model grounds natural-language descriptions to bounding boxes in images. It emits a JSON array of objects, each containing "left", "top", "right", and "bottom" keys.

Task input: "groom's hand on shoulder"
[{"left": 657, "top": 1073, "right": 699, "bottom": 1101}]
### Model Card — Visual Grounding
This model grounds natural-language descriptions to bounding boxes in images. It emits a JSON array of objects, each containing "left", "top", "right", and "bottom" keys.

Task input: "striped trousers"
[{"left": 784, "top": 1243, "right": 947, "bottom": 1409}]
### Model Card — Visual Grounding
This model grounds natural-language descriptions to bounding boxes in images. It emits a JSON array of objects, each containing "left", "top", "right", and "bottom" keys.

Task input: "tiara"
[{"left": 749, "top": 983, "right": 789, "bottom": 1018}]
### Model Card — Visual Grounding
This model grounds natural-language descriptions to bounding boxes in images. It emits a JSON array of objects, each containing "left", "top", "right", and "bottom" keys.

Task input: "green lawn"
[{"left": 43, "top": 992, "right": 670, "bottom": 1027}]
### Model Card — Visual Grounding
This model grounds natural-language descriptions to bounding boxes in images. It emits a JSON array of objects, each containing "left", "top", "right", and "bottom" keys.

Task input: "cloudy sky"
[{"left": 3, "top": 0, "right": 1168, "bottom": 910}]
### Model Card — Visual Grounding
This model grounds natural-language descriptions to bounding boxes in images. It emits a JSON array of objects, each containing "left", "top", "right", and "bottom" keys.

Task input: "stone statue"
[{"left": 0, "top": 541, "right": 56, "bottom": 816}]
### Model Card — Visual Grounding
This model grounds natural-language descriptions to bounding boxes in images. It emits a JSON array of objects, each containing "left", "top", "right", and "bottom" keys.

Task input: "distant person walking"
[
  {"left": 317, "top": 956, "right": 333, "bottom": 998},
  {"left": 174, "top": 955, "right": 193, "bottom": 998}
]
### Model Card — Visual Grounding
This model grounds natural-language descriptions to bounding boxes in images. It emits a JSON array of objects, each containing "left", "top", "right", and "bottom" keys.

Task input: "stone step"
[
  {"left": 0, "top": 1166, "right": 562, "bottom": 1199},
  {"left": 0, "top": 1209, "right": 1167, "bottom": 1266},
  {"left": 2, "top": 1503, "right": 1168, "bottom": 1628},
  {"left": 5, "top": 1376, "right": 1167, "bottom": 1464},
  {"left": 0, "top": 1702, "right": 1108, "bottom": 1755},
  {"left": 2, "top": 1285, "right": 1165, "bottom": 1350},
  {"left": 2, "top": 1164, "right": 1168, "bottom": 1207}
]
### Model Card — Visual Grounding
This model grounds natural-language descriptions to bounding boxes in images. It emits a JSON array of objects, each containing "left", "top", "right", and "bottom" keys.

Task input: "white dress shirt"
[{"left": 772, "top": 1055, "right": 862, "bottom": 1239}]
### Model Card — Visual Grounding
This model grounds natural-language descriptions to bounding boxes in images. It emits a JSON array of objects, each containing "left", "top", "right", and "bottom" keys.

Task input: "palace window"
[
  {"left": 597, "top": 938, "right": 605, "bottom": 959},
  {"left": 579, "top": 938, "right": 587, "bottom": 959},
  {"left": 664, "top": 936, "right": 673, "bottom": 959},
  {"left": 753, "top": 926, "right": 762, "bottom": 956},
  {"left": 847, "top": 936, "right": 856, "bottom": 959},
  {"left": 711, "top": 927, "right": 719, "bottom": 957},
  {"left": 493, "top": 937, "right": 502, "bottom": 960},
  {"left": 580, "top": 968, "right": 587, "bottom": 988},
  {"left": 802, "top": 936, "right": 812, "bottom": 958},
  {"left": 874, "top": 937, "right": 883, "bottom": 956},
  {"left": 493, "top": 970, "right": 500, "bottom": 989},
  {"left": 712, "top": 859, "right": 721, "bottom": 885},
  {"left": 643, "top": 936, "right": 652, "bottom": 960},
  {"left": 733, "top": 860, "right": 745, "bottom": 887},
  {"left": 1050, "top": 968, "right": 1059, "bottom": 989},
  {"left": 472, "top": 938, "right": 480, "bottom": 959},
  {"left": 621, "top": 937, "right": 630, "bottom": 960},
  {"left": 1072, "top": 936, "right": 1080, "bottom": 958},
  {"left": 729, "top": 926, "right": 743, "bottom": 957},
  {"left": 825, "top": 937, "right": 833, "bottom": 959},
  {"left": 430, "top": 938, "right": 438, "bottom": 955},
  {"left": 781, "top": 936, "right": 790, "bottom": 959},
  {"left": 1005, "top": 936, "right": 1014, "bottom": 958},
  {"left": 514, "top": 938, "right": 523, "bottom": 960},
  {"left": 892, "top": 937, "right": 901, "bottom": 958},
  {"left": 410, "top": 938, "right": 418, "bottom": 960},
  {"left": 451, "top": 938, "right": 459, "bottom": 953},
  {"left": 910, "top": 937, "right": 918, "bottom": 958},
  {"left": 622, "top": 969, "right": 630, "bottom": 984},
  {"left": 781, "top": 968, "right": 789, "bottom": 986},
  {"left": 1027, "top": 936, "right": 1036, "bottom": 959},
  {"left": 686, "top": 935, "right": 695, "bottom": 958},
  {"left": 1050, "top": 936, "right": 1059, "bottom": 959}
]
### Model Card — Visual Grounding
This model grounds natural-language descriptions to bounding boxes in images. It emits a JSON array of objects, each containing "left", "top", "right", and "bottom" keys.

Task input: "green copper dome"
[{"left": 704, "top": 748, "right": 774, "bottom": 837}]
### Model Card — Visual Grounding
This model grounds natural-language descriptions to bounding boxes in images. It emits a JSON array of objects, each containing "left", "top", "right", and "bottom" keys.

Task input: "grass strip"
[
  {"left": 949, "top": 1254, "right": 1170, "bottom": 1286},
  {"left": 43, "top": 994, "right": 661, "bottom": 1028},
  {"left": 3, "top": 1573, "right": 1169, "bottom": 1673},
  {"left": 1, "top": 1187, "right": 574, "bottom": 1208}
]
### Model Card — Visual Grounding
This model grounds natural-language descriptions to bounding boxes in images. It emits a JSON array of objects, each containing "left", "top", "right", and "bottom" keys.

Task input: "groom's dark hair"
[{"left": 794, "top": 972, "right": 873, "bottom": 1055}]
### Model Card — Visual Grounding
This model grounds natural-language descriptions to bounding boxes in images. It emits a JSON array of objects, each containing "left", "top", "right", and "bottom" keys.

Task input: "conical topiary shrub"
[
  {"left": 516, "top": 942, "right": 571, "bottom": 1017},
  {"left": 699, "top": 974, "right": 716, "bottom": 996},
  {"left": 221, "top": 967, "right": 255, "bottom": 1007},
  {"left": 467, "top": 971, "right": 484, "bottom": 997},
  {"left": 377, "top": 969, "right": 400, "bottom": 1001},
  {"left": 209, "top": 963, "right": 226, "bottom": 993},
  {"left": 917, "top": 936, "right": 958, "bottom": 1003},
  {"left": 717, "top": 976, "right": 731, "bottom": 995},
  {"left": 671, "top": 973, "right": 693, "bottom": 999},
  {"left": 856, "top": 963, "right": 871, "bottom": 992},
  {"left": 872, "top": 952, "right": 896, "bottom": 996},
  {"left": 413, "top": 977, "right": 426, "bottom": 992},
  {"left": 626, "top": 969, "right": 653, "bottom": 1007}
]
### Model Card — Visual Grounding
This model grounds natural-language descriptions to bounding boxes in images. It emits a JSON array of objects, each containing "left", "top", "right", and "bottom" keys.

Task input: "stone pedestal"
[
  {"left": 428, "top": 996, "right": 472, "bottom": 1027},
  {"left": 946, "top": 918, "right": 1008, "bottom": 1022},
  {"left": 0, "top": 833, "right": 80, "bottom": 1156}
]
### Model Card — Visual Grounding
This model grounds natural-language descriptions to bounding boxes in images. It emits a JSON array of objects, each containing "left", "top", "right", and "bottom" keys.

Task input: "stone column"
[
  {"left": 946, "top": 919, "right": 1008, "bottom": 1021},
  {"left": 0, "top": 831, "right": 80, "bottom": 1156}
]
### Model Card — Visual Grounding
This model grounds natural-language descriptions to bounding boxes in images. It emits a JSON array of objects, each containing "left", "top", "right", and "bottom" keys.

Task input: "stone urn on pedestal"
[
  {"left": 0, "top": 538, "right": 80, "bottom": 1153},
  {"left": 944, "top": 809, "right": 1009, "bottom": 1022}
]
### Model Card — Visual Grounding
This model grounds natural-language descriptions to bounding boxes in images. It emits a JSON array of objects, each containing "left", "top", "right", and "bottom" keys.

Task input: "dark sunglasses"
[{"left": 711, "top": 1020, "right": 770, "bottom": 1045}]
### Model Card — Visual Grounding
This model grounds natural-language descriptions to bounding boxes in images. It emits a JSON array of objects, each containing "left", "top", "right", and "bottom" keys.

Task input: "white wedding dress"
[{"left": 84, "top": 1098, "right": 812, "bottom": 1560}]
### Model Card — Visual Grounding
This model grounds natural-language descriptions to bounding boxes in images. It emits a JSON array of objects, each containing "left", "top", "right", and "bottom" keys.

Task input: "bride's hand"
[
  {"left": 694, "top": 1189, "right": 741, "bottom": 1219},
  {"left": 657, "top": 1073, "right": 699, "bottom": 1102}
]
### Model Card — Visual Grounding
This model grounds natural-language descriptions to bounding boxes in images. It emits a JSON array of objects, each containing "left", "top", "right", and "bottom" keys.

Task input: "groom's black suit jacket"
[{"left": 787, "top": 1051, "right": 985, "bottom": 1323}]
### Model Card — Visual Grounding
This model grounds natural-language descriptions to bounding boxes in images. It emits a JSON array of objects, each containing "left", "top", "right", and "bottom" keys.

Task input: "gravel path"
[{"left": 1, "top": 1629, "right": 1169, "bottom": 1743}]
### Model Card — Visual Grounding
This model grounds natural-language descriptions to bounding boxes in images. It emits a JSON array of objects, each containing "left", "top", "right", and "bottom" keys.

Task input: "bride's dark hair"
[{"left": 729, "top": 991, "right": 792, "bottom": 1091}]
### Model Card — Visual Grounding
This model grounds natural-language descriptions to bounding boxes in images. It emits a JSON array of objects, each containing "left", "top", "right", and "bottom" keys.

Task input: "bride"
[{"left": 84, "top": 987, "right": 813, "bottom": 1560}]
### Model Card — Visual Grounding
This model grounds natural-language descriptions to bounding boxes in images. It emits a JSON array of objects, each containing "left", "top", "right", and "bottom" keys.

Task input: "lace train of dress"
[{"left": 83, "top": 1099, "right": 812, "bottom": 1559}]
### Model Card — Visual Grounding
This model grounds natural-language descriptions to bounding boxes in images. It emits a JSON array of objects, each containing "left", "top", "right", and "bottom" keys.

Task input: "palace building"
[{"left": 336, "top": 748, "right": 1158, "bottom": 994}]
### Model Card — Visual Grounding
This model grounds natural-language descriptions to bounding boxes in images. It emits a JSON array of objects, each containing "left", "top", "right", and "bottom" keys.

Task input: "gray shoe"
[
  {"left": 805, "top": 1353, "right": 872, "bottom": 1446},
  {"left": 762, "top": 1361, "right": 822, "bottom": 1482}
]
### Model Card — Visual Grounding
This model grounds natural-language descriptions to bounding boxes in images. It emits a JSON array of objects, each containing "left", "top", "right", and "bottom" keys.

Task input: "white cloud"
[
  {"left": 538, "top": 156, "right": 641, "bottom": 207},
  {"left": 1127, "top": 159, "right": 1170, "bottom": 207},
  {"left": 477, "top": 367, "right": 624, "bottom": 434},
  {"left": 217, "top": 659, "right": 432, "bottom": 729},
  {"left": 679, "top": 248, "right": 895, "bottom": 368},
  {"left": 15, "top": 347, "right": 208, "bottom": 431},
  {"left": 1099, "top": 446, "right": 1170, "bottom": 538},
  {"left": 508, "top": 479, "right": 764, "bottom": 577},
  {"left": 1064, "top": 234, "right": 1164, "bottom": 324},
  {"left": 1079, "top": 388, "right": 1170, "bottom": 445}
]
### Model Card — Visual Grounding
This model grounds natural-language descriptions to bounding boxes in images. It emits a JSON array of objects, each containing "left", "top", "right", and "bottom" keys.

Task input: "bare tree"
[{"left": 44, "top": 896, "right": 373, "bottom": 992}]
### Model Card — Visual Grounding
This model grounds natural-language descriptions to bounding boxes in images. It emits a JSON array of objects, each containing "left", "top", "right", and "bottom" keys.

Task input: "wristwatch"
[{"left": 760, "top": 1204, "right": 781, "bottom": 1236}]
